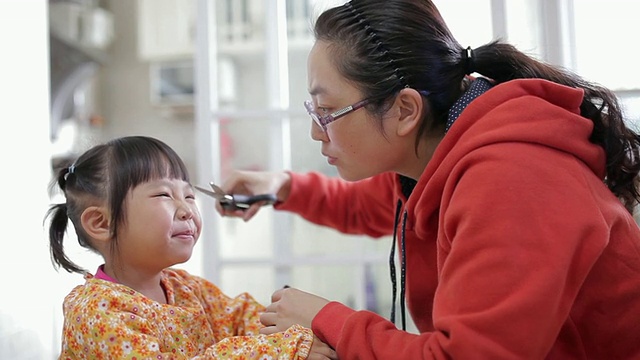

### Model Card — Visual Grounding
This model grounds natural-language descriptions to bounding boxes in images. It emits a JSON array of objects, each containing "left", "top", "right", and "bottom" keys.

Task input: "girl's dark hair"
[
  {"left": 45, "top": 136, "right": 190, "bottom": 274},
  {"left": 314, "top": 0, "right": 640, "bottom": 213}
]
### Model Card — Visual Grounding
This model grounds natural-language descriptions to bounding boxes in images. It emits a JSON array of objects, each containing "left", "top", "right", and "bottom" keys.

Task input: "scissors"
[{"left": 194, "top": 182, "right": 277, "bottom": 211}]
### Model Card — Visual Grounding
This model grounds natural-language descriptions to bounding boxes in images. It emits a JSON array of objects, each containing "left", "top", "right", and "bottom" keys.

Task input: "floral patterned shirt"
[{"left": 59, "top": 267, "right": 312, "bottom": 359}]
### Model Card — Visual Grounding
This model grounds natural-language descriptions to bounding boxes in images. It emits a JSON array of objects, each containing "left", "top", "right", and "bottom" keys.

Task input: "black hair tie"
[{"left": 462, "top": 46, "right": 474, "bottom": 75}]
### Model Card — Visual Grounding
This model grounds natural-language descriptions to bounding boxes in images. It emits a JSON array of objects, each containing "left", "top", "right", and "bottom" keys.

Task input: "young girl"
[{"left": 45, "top": 136, "right": 335, "bottom": 359}]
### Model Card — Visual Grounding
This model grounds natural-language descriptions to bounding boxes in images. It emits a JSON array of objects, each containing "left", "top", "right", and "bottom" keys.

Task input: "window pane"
[
  {"left": 219, "top": 210, "right": 274, "bottom": 259},
  {"left": 308, "top": 1, "right": 495, "bottom": 49},
  {"left": 291, "top": 264, "right": 393, "bottom": 313},
  {"left": 309, "top": 0, "right": 347, "bottom": 18},
  {"left": 574, "top": 1, "right": 640, "bottom": 90},
  {"left": 291, "top": 218, "right": 391, "bottom": 256},
  {"left": 433, "top": 0, "right": 493, "bottom": 47},
  {"left": 505, "top": 0, "right": 543, "bottom": 59},
  {"left": 292, "top": 265, "right": 360, "bottom": 307},
  {"left": 620, "top": 95, "right": 640, "bottom": 128},
  {"left": 218, "top": 116, "right": 273, "bottom": 178},
  {"left": 221, "top": 265, "right": 275, "bottom": 305}
]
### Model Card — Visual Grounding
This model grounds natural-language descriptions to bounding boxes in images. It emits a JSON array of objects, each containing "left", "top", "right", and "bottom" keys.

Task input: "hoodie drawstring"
[
  {"left": 389, "top": 200, "right": 402, "bottom": 326},
  {"left": 389, "top": 200, "right": 408, "bottom": 330},
  {"left": 400, "top": 210, "right": 408, "bottom": 330},
  {"left": 387, "top": 78, "right": 492, "bottom": 331}
]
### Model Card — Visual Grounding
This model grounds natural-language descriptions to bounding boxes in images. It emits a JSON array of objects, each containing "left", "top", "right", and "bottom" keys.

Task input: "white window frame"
[{"left": 193, "top": 0, "right": 636, "bottom": 312}]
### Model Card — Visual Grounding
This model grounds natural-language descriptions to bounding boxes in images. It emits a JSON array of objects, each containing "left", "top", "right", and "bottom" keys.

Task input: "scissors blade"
[
  {"left": 194, "top": 185, "right": 226, "bottom": 201},
  {"left": 207, "top": 182, "right": 249, "bottom": 209},
  {"left": 208, "top": 182, "right": 228, "bottom": 196}
]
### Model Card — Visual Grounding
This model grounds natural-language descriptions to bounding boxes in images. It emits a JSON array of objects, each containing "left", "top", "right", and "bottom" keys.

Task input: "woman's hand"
[
  {"left": 259, "top": 287, "right": 330, "bottom": 335},
  {"left": 308, "top": 336, "right": 338, "bottom": 360},
  {"left": 217, "top": 170, "right": 291, "bottom": 221}
]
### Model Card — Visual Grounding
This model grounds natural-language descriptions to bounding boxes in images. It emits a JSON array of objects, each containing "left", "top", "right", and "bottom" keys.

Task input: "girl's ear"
[
  {"left": 394, "top": 88, "right": 426, "bottom": 137},
  {"left": 81, "top": 206, "right": 111, "bottom": 243}
]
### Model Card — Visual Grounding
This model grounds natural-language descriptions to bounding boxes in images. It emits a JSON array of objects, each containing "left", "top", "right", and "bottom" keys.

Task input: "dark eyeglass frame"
[{"left": 304, "top": 98, "right": 371, "bottom": 131}]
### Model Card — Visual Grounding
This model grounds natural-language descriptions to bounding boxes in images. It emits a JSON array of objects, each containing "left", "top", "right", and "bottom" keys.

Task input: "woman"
[{"left": 219, "top": 0, "right": 640, "bottom": 358}]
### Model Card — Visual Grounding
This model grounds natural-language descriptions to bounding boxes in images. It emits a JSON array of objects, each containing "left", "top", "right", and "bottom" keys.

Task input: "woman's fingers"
[{"left": 241, "top": 203, "right": 261, "bottom": 221}]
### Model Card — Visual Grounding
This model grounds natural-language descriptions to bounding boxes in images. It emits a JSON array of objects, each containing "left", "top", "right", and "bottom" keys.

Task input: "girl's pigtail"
[
  {"left": 46, "top": 203, "right": 85, "bottom": 274},
  {"left": 46, "top": 164, "right": 87, "bottom": 274}
]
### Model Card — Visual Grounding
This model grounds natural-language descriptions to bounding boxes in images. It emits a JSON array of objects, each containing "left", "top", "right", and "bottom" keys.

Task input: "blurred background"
[{"left": 2, "top": 0, "right": 639, "bottom": 358}]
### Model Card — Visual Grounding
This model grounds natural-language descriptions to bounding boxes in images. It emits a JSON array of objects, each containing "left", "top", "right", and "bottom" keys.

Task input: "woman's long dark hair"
[
  {"left": 45, "top": 136, "right": 190, "bottom": 274},
  {"left": 314, "top": 0, "right": 640, "bottom": 213}
]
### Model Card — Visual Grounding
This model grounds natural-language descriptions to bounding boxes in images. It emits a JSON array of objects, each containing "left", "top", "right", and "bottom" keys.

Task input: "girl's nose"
[{"left": 177, "top": 203, "right": 194, "bottom": 220}]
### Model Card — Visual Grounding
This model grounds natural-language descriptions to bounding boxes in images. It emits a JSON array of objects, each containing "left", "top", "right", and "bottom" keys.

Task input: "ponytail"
[
  {"left": 470, "top": 40, "right": 640, "bottom": 213},
  {"left": 46, "top": 203, "right": 86, "bottom": 274},
  {"left": 45, "top": 164, "right": 92, "bottom": 275}
]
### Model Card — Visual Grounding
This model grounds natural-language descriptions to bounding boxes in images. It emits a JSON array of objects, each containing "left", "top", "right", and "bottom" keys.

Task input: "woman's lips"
[{"left": 323, "top": 152, "right": 337, "bottom": 165}]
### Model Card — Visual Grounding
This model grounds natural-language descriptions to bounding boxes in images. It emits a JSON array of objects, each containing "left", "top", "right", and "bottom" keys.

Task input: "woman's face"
[{"left": 306, "top": 41, "right": 408, "bottom": 181}]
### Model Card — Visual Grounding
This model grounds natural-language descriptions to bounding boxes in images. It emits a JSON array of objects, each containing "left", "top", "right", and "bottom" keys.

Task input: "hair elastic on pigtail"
[
  {"left": 64, "top": 164, "right": 76, "bottom": 181},
  {"left": 462, "top": 46, "right": 474, "bottom": 75}
]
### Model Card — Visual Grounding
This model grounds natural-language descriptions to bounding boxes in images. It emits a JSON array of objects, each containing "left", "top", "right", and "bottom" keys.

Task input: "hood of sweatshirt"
[{"left": 407, "top": 78, "right": 606, "bottom": 223}]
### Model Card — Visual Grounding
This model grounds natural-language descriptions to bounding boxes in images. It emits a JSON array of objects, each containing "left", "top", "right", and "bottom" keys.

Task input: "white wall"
[
  {"left": 100, "top": 0, "right": 199, "bottom": 180},
  {"left": 0, "top": 2, "right": 204, "bottom": 358},
  {"left": 0, "top": 0, "right": 59, "bottom": 359}
]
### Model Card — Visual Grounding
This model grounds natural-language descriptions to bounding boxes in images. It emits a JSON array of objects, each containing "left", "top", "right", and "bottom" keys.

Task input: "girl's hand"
[
  {"left": 259, "top": 287, "right": 330, "bottom": 334},
  {"left": 308, "top": 336, "right": 338, "bottom": 360}
]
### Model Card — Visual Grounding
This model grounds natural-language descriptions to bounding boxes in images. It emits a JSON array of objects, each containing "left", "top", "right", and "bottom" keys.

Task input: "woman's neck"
[{"left": 399, "top": 128, "right": 445, "bottom": 180}]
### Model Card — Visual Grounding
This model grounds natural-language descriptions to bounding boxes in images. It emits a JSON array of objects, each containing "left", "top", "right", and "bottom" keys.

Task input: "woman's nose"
[{"left": 310, "top": 121, "right": 328, "bottom": 141}]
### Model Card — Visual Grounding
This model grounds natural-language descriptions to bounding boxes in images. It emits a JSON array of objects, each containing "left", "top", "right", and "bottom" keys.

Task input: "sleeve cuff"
[
  {"left": 311, "top": 301, "right": 356, "bottom": 348},
  {"left": 274, "top": 171, "right": 314, "bottom": 211}
]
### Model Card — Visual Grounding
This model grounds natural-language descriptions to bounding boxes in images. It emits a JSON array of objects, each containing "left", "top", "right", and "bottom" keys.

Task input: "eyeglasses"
[{"left": 304, "top": 98, "right": 371, "bottom": 131}]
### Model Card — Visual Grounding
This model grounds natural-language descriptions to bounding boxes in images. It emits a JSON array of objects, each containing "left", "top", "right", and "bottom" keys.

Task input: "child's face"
[{"left": 117, "top": 178, "right": 202, "bottom": 272}]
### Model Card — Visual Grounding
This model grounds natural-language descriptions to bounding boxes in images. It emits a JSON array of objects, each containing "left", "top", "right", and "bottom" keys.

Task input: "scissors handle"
[
  {"left": 197, "top": 183, "right": 277, "bottom": 211},
  {"left": 224, "top": 193, "right": 277, "bottom": 210}
]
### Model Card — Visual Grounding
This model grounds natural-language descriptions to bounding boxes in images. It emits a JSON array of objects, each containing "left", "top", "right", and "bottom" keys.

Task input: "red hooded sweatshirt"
[{"left": 277, "top": 79, "right": 640, "bottom": 359}]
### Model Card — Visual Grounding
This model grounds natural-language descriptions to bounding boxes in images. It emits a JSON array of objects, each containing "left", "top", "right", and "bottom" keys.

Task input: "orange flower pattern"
[{"left": 58, "top": 268, "right": 312, "bottom": 359}]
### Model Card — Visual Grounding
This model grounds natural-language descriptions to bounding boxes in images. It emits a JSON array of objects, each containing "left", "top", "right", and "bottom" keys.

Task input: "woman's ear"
[
  {"left": 394, "top": 88, "right": 425, "bottom": 137},
  {"left": 81, "top": 206, "right": 111, "bottom": 243}
]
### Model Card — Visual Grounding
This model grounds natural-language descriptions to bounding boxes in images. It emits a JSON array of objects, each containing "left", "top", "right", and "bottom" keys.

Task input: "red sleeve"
[
  {"left": 275, "top": 171, "right": 398, "bottom": 238},
  {"left": 313, "top": 302, "right": 438, "bottom": 359}
]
